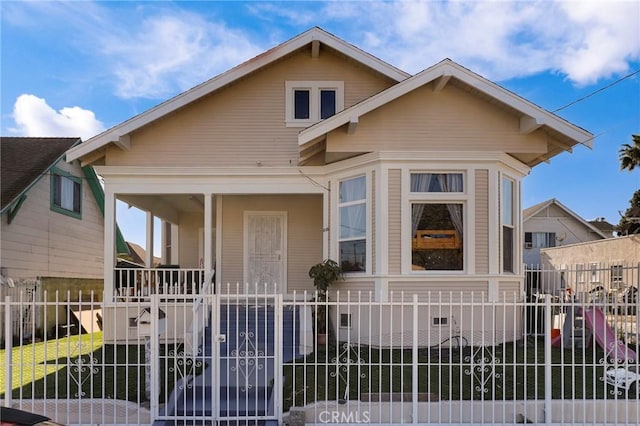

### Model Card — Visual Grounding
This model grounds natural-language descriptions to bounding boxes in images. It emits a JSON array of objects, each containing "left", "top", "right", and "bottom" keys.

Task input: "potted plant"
[{"left": 308, "top": 259, "right": 343, "bottom": 344}]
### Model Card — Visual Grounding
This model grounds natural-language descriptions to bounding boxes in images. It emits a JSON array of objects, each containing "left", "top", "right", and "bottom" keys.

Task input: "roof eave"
[
  {"left": 299, "top": 59, "right": 593, "bottom": 157},
  {"left": 67, "top": 27, "right": 410, "bottom": 163}
]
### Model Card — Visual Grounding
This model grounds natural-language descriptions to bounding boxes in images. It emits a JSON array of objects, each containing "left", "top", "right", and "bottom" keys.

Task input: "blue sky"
[{"left": 2, "top": 1, "right": 639, "bottom": 251}]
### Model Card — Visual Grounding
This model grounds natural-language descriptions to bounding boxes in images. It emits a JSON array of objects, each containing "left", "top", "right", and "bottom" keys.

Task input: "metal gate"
[{"left": 154, "top": 293, "right": 282, "bottom": 424}]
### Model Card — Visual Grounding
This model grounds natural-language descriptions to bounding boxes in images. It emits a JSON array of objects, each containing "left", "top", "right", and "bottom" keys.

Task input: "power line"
[{"left": 553, "top": 69, "right": 640, "bottom": 113}]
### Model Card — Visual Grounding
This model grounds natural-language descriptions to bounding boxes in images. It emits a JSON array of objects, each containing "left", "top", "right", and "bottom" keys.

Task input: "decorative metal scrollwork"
[
  {"left": 168, "top": 346, "right": 204, "bottom": 390},
  {"left": 69, "top": 354, "right": 99, "bottom": 398},
  {"left": 230, "top": 330, "right": 266, "bottom": 393},
  {"left": 463, "top": 346, "right": 502, "bottom": 394},
  {"left": 329, "top": 343, "right": 366, "bottom": 401}
]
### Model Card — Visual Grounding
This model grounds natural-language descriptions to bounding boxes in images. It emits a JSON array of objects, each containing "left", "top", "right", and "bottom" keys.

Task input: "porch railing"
[{"left": 114, "top": 267, "right": 206, "bottom": 299}]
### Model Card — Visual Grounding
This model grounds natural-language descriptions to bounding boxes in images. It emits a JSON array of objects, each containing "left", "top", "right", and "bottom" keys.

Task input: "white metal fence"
[{"left": 1, "top": 278, "right": 638, "bottom": 424}]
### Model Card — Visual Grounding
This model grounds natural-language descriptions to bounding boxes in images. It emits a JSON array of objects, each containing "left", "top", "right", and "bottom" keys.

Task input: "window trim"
[
  {"left": 404, "top": 170, "right": 468, "bottom": 274},
  {"left": 501, "top": 176, "right": 516, "bottom": 274},
  {"left": 338, "top": 174, "right": 367, "bottom": 274},
  {"left": 50, "top": 167, "right": 82, "bottom": 219},
  {"left": 285, "top": 81, "right": 344, "bottom": 127}
]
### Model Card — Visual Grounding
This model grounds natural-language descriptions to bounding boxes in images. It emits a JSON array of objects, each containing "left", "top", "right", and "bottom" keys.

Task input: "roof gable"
[
  {"left": 299, "top": 59, "right": 593, "bottom": 167},
  {"left": 523, "top": 198, "right": 607, "bottom": 239},
  {"left": 1, "top": 137, "right": 80, "bottom": 212},
  {"left": 67, "top": 27, "right": 410, "bottom": 163}
]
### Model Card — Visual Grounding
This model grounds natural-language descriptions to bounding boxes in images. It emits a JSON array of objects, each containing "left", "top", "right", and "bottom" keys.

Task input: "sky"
[{"left": 1, "top": 0, "right": 639, "bottom": 251}]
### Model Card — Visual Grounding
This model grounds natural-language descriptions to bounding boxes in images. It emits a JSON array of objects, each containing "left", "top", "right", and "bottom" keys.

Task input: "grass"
[
  {"left": 2, "top": 334, "right": 635, "bottom": 411},
  {"left": 0, "top": 333, "right": 204, "bottom": 403},
  {"left": 282, "top": 339, "right": 638, "bottom": 411}
]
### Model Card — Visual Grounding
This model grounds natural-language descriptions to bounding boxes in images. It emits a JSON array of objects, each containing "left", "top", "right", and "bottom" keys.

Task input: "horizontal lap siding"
[
  {"left": 388, "top": 281, "right": 489, "bottom": 300},
  {"left": 1, "top": 161, "right": 104, "bottom": 280},
  {"left": 388, "top": 169, "right": 401, "bottom": 274},
  {"left": 475, "top": 169, "right": 489, "bottom": 274},
  {"left": 220, "top": 194, "right": 322, "bottom": 292},
  {"left": 106, "top": 50, "right": 395, "bottom": 167},
  {"left": 326, "top": 84, "right": 547, "bottom": 153}
]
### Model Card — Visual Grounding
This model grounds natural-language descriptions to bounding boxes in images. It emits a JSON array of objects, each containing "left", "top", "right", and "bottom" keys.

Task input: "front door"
[{"left": 244, "top": 212, "right": 287, "bottom": 293}]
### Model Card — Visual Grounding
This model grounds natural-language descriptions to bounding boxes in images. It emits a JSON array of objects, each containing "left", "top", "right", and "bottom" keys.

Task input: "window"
[
  {"left": 589, "top": 262, "right": 600, "bottom": 283},
  {"left": 501, "top": 177, "right": 515, "bottom": 273},
  {"left": 285, "top": 81, "right": 344, "bottom": 126},
  {"left": 410, "top": 173, "right": 464, "bottom": 271},
  {"left": 339, "top": 176, "right": 366, "bottom": 272},
  {"left": 51, "top": 168, "right": 81, "bottom": 218},
  {"left": 576, "top": 264, "right": 585, "bottom": 283},
  {"left": 611, "top": 264, "right": 623, "bottom": 287},
  {"left": 524, "top": 232, "right": 556, "bottom": 249}
]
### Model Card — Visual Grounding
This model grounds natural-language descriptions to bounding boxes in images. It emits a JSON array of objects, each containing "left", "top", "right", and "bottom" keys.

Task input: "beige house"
[
  {"left": 66, "top": 28, "right": 592, "bottom": 344},
  {"left": 523, "top": 198, "right": 607, "bottom": 266}
]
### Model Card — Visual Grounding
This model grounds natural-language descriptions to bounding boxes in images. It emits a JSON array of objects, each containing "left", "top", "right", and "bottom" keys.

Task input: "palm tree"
[{"left": 619, "top": 134, "right": 640, "bottom": 171}]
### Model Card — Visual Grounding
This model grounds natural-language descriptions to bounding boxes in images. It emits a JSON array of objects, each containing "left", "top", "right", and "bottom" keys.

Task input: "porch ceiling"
[{"left": 118, "top": 194, "right": 207, "bottom": 223}]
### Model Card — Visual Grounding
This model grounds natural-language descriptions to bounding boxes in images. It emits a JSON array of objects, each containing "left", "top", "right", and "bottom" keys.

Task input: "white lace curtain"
[{"left": 410, "top": 173, "right": 463, "bottom": 241}]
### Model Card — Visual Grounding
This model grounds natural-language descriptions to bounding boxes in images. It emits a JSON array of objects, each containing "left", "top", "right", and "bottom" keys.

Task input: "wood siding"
[
  {"left": 326, "top": 84, "right": 548, "bottom": 154},
  {"left": 475, "top": 169, "right": 489, "bottom": 274},
  {"left": 105, "top": 49, "right": 394, "bottom": 167},
  {"left": 219, "top": 194, "right": 322, "bottom": 292},
  {"left": 387, "top": 169, "right": 402, "bottom": 274},
  {"left": 1, "top": 161, "right": 104, "bottom": 280}
]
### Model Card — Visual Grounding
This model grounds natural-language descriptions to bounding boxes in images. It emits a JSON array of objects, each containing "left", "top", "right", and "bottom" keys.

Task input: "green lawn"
[
  {"left": 282, "top": 339, "right": 637, "bottom": 411},
  {"left": 0, "top": 334, "right": 200, "bottom": 402}
]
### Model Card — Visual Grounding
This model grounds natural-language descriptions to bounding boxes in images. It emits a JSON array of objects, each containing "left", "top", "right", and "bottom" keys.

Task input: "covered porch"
[{"left": 102, "top": 170, "right": 329, "bottom": 304}]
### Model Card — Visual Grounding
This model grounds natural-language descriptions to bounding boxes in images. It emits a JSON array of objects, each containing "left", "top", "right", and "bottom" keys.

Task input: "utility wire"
[{"left": 553, "top": 69, "right": 640, "bottom": 113}]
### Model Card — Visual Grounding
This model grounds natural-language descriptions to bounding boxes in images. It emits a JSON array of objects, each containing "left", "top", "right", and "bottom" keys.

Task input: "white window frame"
[
  {"left": 337, "top": 174, "right": 368, "bottom": 274},
  {"left": 589, "top": 262, "right": 600, "bottom": 283},
  {"left": 403, "top": 170, "right": 468, "bottom": 274},
  {"left": 500, "top": 175, "right": 517, "bottom": 274},
  {"left": 610, "top": 263, "right": 624, "bottom": 286},
  {"left": 285, "top": 81, "right": 344, "bottom": 127}
]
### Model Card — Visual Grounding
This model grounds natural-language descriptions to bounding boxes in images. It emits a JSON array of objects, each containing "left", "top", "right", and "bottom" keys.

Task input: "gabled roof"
[
  {"left": 299, "top": 59, "right": 593, "bottom": 167},
  {"left": 67, "top": 27, "right": 410, "bottom": 163},
  {"left": 1, "top": 136, "right": 129, "bottom": 254},
  {"left": 523, "top": 198, "right": 608, "bottom": 239},
  {"left": 1, "top": 137, "right": 80, "bottom": 212}
]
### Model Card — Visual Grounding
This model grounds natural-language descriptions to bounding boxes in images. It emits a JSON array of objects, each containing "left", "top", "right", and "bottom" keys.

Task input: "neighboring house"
[
  {"left": 523, "top": 198, "right": 607, "bottom": 266},
  {"left": 66, "top": 28, "right": 592, "bottom": 344},
  {"left": 539, "top": 234, "right": 640, "bottom": 295},
  {"left": 1, "top": 137, "right": 128, "bottom": 334},
  {"left": 588, "top": 217, "right": 618, "bottom": 237}
]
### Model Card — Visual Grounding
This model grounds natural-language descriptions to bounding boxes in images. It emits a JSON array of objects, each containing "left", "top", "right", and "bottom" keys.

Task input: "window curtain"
[
  {"left": 340, "top": 177, "right": 366, "bottom": 239},
  {"left": 410, "top": 173, "right": 435, "bottom": 237},
  {"left": 439, "top": 174, "right": 464, "bottom": 242},
  {"left": 60, "top": 176, "right": 75, "bottom": 211}
]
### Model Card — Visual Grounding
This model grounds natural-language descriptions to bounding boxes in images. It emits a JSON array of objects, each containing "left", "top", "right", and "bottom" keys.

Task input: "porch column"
[
  {"left": 104, "top": 188, "right": 116, "bottom": 302},
  {"left": 204, "top": 194, "right": 213, "bottom": 274},
  {"left": 145, "top": 211, "right": 154, "bottom": 267}
]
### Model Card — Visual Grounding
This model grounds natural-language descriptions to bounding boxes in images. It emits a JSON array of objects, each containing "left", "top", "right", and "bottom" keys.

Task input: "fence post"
[
  {"left": 4, "top": 296, "right": 12, "bottom": 407},
  {"left": 149, "top": 295, "right": 159, "bottom": 421},
  {"left": 412, "top": 294, "right": 418, "bottom": 423},
  {"left": 544, "top": 296, "right": 552, "bottom": 424}
]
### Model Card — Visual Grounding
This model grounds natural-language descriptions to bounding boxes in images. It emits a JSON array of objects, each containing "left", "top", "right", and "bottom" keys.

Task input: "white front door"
[{"left": 244, "top": 212, "right": 287, "bottom": 293}]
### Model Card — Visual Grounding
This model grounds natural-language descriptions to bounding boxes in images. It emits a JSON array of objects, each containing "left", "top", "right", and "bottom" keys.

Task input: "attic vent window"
[{"left": 286, "top": 81, "right": 344, "bottom": 127}]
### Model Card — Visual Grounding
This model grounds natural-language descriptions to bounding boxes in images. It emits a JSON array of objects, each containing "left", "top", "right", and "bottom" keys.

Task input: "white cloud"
[
  {"left": 100, "top": 12, "right": 264, "bottom": 99},
  {"left": 317, "top": 1, "right": 640, "bottom": 85},
  {"left": 12, "top": 94, "right": 105, "bottom": 140}
]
